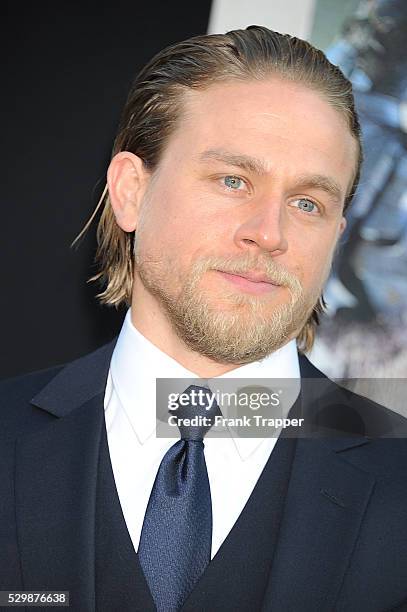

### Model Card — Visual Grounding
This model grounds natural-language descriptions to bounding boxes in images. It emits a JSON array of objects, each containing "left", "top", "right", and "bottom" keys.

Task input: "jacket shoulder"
[
  {"left": 0, "top": 338, "right": 118, "bottom": 435},
  {"left": 0, "top": 363, "right": 65, "bottom": 399},
  {"left": 299, "top": 353, "right": 407, "bottom": 437}
]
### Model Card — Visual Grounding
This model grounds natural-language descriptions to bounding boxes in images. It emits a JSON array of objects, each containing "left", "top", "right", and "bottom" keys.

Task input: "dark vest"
[{"left": 95, "top": 417, "right": 297, "bottom": 612}]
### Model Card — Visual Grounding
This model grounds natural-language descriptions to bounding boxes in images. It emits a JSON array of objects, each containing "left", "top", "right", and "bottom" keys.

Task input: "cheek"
[
  {"left": 294, "top": 237, "right": 336, "bottom": 286},
  {"left": 159, "top": 193, "right": 225, "bottom": 258},
  {"left": 137, "top": 194, "right": 184, "bottom": 254},
  {"left": 137, "top": 204, "right": 215, "bottom": 272},
  {"left": 150, "top": 183, "right": 207, "bottom": 237}
]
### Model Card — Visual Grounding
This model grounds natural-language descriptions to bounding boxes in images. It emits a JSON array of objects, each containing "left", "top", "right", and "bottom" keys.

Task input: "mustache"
[{"left": 193, "top": 254, "right": 302, "bottom": 291}]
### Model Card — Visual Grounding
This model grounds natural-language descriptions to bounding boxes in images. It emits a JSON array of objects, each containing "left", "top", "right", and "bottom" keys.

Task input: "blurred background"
[{"left": 1, "top": 0, "right": 406, "bottom": 379}]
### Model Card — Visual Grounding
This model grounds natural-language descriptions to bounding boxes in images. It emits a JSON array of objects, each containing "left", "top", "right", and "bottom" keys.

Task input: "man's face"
[{"left": 131, "top": 77, "right": 357, "bottom": 364}]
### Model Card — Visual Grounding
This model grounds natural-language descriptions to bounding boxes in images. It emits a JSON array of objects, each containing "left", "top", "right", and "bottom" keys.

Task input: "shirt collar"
[{"left": 109, "top": 307, "right": 300, "bottom": 459}]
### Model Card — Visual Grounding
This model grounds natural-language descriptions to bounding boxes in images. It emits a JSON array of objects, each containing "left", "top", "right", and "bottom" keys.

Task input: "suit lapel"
[
  {"left": 262, "top": 436, "right": 375, "bottom": 611},
  {"left": 14, "top": 339, "right": 117, "bottom": 611},
  {"left": 262, "top": 353, "right": 376, "bottom": 610}
]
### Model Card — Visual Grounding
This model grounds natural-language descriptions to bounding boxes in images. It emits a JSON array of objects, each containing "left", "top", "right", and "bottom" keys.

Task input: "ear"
[
  {"left": 107, "top": 151, "right": 151, "bottom": 232},
  {"left": 338, "top": 216, "right": 347, "bottom": 236}
]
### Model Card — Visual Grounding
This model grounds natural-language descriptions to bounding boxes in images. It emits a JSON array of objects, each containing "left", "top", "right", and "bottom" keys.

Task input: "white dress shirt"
[{"left": 104, "top": 307, "right": 300, "bottom": 559}]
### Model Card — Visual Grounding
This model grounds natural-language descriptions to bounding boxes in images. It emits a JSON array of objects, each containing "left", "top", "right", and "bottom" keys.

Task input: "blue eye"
[
  {"left": 223, "top": 176, "right": 245, "bottom": 190},
  {"left": 296, "top": 198, "right": 318, "bottom": 213}
]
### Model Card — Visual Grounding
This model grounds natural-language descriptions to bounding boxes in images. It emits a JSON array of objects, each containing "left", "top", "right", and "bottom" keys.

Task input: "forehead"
[{"left": 162, "top": 78, "right": 358, "bottom": 195}]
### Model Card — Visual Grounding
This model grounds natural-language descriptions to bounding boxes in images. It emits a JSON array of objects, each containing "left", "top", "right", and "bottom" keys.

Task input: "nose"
[{"left": 233, "top": 197, "right": 288, "bottom": 255}]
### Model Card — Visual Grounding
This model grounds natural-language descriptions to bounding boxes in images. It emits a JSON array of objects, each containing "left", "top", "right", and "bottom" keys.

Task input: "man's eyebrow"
[
  {"left": 198, "top": 149, "right": 268, "bottom": 176},
  {"left": 198, "top": 148, "right": 344, "bottom": 204},
  {"left": 294, "top": 174, "right": 343, "bottom": 204}
]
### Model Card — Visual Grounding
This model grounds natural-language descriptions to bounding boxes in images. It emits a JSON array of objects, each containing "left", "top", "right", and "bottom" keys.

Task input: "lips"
[{"left": 218, "top": 270, "right": 280, "bottom": 285}]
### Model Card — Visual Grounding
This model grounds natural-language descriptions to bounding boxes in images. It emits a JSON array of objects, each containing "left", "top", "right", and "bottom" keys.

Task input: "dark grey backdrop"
[{"left": 1, "top": 0, "right": 212, "bottom": 378}]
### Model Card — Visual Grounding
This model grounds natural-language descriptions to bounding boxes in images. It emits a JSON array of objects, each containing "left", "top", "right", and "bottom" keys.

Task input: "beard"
[{"left": 134, "top": 237, "right": 321, "bottom": 365}]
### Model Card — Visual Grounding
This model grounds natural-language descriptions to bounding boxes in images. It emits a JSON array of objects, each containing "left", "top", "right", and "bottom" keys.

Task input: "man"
[{"left": 1, "top": 26, "right": 407, "bottom": 612}]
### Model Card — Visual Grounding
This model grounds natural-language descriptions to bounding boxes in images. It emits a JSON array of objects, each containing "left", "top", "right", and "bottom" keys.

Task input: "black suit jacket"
[{"left": 1, "top": 338, "right": 407, "bottom": 612}]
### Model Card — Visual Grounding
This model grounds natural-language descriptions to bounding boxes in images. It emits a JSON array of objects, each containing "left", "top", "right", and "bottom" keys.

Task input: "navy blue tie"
[{"left": 138, "top": 385, "right": 221, "bottom": 612}]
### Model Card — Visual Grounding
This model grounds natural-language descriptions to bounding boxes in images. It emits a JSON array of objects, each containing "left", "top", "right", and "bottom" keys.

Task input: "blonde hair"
[{"left": 73, "top": 26, "right": 363, "bottom": 353}]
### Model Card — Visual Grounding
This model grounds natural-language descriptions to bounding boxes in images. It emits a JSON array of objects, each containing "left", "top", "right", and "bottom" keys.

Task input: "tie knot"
[{"left": 169, "top": 384, "right": 222, "bottom": 441}]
